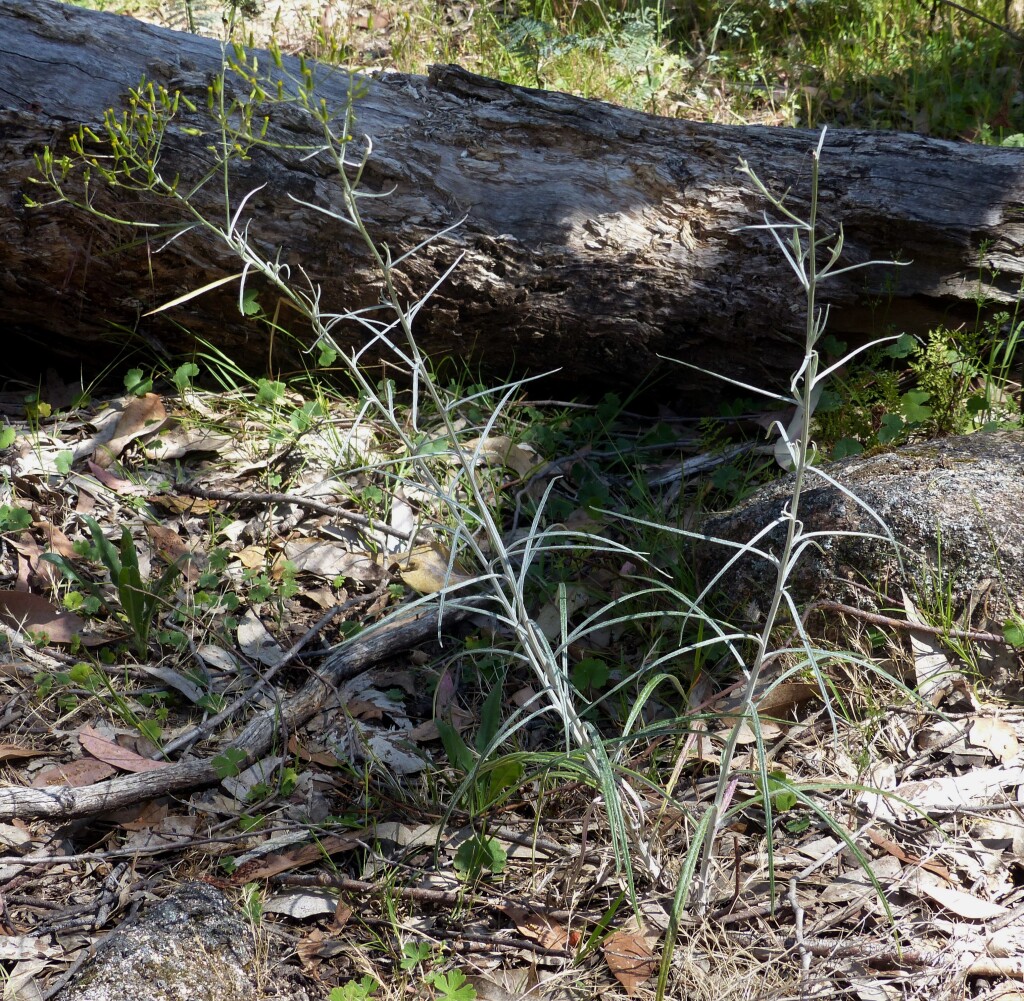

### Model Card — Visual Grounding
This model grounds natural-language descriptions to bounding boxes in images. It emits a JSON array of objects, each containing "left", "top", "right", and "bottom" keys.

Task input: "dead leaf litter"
[{"left": 0, "top": 382, "right": 1022, "bottom": 1000}]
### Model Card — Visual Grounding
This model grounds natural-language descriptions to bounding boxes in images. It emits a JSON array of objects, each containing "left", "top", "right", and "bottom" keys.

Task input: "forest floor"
[
  {"left": 4, "top": 3, "right": 1024, "bottom": 1001},
  {"left": 4, "top": 365, "right": 1024, "bottom": 1001}
]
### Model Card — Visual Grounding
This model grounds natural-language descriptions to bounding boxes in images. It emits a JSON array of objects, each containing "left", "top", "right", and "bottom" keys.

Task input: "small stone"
[
  {"left": 696, "top": 430, "right": 1024, "bottom": 623},
  {"left": 55, "top": 883, "right": 255, "bottom": 1001}
]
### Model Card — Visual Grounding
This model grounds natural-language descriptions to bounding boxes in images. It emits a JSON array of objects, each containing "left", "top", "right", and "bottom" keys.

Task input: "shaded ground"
[{"left": 1, "top": 377, "right": 1024, "bottom": 1000}]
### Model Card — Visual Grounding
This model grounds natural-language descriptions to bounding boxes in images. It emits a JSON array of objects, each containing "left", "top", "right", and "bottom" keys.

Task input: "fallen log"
[{"left": 2, "top": 0, "right": 1024, "bottom": 402}]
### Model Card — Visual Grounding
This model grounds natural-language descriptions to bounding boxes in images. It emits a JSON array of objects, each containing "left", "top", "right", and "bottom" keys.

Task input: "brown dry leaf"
[
  {"left": 500, "top": 904, "right": 575, "bottom": 951},
  {"left": 117, "top": 800, "right": 169, "bottom": 831},
  {"left": 236, "top": 545, "right": 269, "bottom": 570},
  {"left": 863, "top": 827, "right": 953, "bottom": 882},
  {"left": 86, "top": 461, "right": 150, "bottom": 496},
  {"left": 227, "top": 832, "right": 368, "bottom": 881},
  {"left": 729, "top": 719, "right": 782, "bottom": 744},
  {"left": 0, "top": 590, "right": 91, "bottom": 645},
  {"left": 7, "top": 534, "right": 45, "bottom": 591},
  {"left": 353, "top": 11, "right": 391, "bottom": 29},
  {"left": 407, "top": 719, "right": 441, "bottom": 741},
  {"left": 755, "top": 680, "right": 820, "bottom": 715},
  {"left": 147, "top": 492, "right": 220, "bottom": 516},
  {"left": 16, "top": 526, "right": 72, "bottom": 589},
  {"left": 145, "top": 523, "right": 201, "bottom": 582},
  {"left": 300, "top": 585, "right": 340, "bottom": 609},
  {"left": 121, "top": 813, "right": 201, "bottom": 852},
  {"left": 563, "top": 507, "right": 608, "bottom": 533},
  {"left": 38, "top": 522, "right": 77, "bottom": 559},
  {"left": 332, "top": 899, "right": 353, "bottom": 931},
  {"left": 465, "top": 435, "right": 539, "bottom": 478},
  {"left": 398, "top": 541, "right": 475, "bottom": 595},
  {"left": 0, "top": 743, "right": 47, "bottom": 763},
  {"left": 602, "top": 923, "right": 658, "bottom": 996},
  {"left": 33, "top": 758, "right": 117, "bottom": 787},
  {"left": 92, "top": 394, "right": 169, "bottom": 468},
  {"left": 287, "top": 736, "right": 344, "bottom": 769},
  {"left": 536, "top": 583, "right": 590, "bottom": 640},
  {"left": 679, "top": 740, "right": 723, "bottom": 766},
  {"left": 149, "top": 816, "right": 201, "bottom": 843},
  {"left": 347, "top": 699, "right": 385, "bottom": 721},
  {"left": 510, "top": 685, "right": 540, "bottom": 708},
  {"left": 78, "top": 726, "right": 168, "bottom": 773},
  {"left": 970, "top": 718, "right": 1020, "bottom": 764},
  {"left": 468, "top": 969, "right": 540, "bottom": 1001},
  {"left": 714, "top": 678, "right": 819, "bottom": 724},
  {"left": 295, "top": 928, "right": 347, "bottom": 968}
]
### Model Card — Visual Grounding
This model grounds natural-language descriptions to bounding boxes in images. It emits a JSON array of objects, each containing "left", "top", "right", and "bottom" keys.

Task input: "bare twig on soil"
[
  {"left": 0, "top": 603, "right": 475, "bottom": 821},
  {"left": 162, "top": 582, "right": 390, "bottom": 757},
  {"left": 806, "top": 600, "right": 1010, "bottom": 645},
  {"left": 176, "top": 483, "right": 415, "bottom": 541}
]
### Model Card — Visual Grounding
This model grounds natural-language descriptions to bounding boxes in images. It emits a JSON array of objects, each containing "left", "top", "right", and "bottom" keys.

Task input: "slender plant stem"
[{"left": 694, "top": 130, "right": 828, "bottom": 909}]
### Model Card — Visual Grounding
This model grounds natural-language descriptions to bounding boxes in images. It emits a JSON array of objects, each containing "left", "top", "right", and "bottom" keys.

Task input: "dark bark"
[{"left": 2, "top": 0, "right": 1024, "bottom": 403}]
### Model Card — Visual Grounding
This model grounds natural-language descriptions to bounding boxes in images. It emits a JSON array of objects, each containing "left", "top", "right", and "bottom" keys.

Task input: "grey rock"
[
  {"left": 55, "top": 883, "right": 255, "bottom": 1001},
  {"left": 696, "top": 430, "right": 1024, "bottom": 623}
]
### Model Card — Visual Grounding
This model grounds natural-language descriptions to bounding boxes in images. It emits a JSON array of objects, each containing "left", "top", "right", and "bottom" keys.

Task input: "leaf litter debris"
[{"left": 1, "top": 381, "right": 1023, "bottom": 1000}]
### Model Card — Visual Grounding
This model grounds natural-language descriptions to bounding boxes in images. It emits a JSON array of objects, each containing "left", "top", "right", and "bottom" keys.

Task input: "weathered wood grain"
[{"left": 2, "top": 0, "right": 1023, "bottom": 401}]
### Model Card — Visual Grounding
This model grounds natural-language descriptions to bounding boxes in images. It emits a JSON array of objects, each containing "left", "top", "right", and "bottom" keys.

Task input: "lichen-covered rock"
[
  {"left": 696, "top": 430, "right": 1024, "bottom": 624},
  {"left": 55, "top": 883, "right": 254, "bottom": 1001}
]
